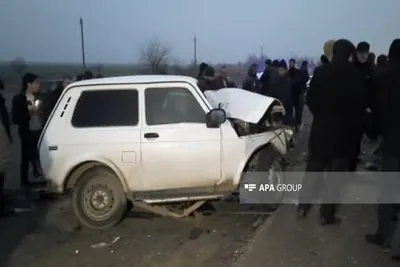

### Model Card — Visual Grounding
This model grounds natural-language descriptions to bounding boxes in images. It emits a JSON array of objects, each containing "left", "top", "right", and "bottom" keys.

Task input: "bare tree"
[
  {"left": 10, "top": 57, "right": 27, "bottom": 77},
  {"left": 139, "top": 39, "right": 171, "bottom": 74}
]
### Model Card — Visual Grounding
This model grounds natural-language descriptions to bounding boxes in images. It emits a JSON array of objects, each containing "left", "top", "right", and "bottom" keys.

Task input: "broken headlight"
[{"left": 265, "top": 104, "right": 285, "bottom": 129}]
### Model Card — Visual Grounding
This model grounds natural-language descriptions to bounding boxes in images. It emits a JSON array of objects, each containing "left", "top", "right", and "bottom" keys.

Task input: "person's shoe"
[
  {"left": 365, "top": 234, "right": 386, "bottom": 248},
  {"left": 391, "top": 255, "right": 400, "bottom": 261},
  {"left": 0, "top": 208, "right": 15, "bottom": 218},
  {"left": 297, "top": 204, "right": 311, "bottom": 218},
  {"left": 319, "top": 215, "right": 341, "bottom": 226}
]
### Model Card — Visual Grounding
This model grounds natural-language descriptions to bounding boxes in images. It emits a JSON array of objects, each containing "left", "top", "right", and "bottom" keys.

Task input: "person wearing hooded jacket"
[
  {"left": 365, "top": 40, "right": 400, "bottom": 260},
  {"left": 305, "top": 40, "right": 335, "bottom": 108},
  {"left": 297, "top": 39, "right": 368, "bottom": 225},
  {"left": 242, "top": 63, "right": 261, "bottom": 93}
]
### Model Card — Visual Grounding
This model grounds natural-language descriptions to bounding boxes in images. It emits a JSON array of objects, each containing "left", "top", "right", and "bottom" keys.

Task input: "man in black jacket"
[
  {"left": 298, "top": 39, "right": 368, "bottom": 224},
  {"left": 12, "top": 73, "right": 43, "bottom": 189},
  {"left": 242, "top": 63, "right": 261, "bottom": 93},
  {"left": 214, "top": 66, "right": 237, "bottom": 88},
  {"left": 0, "top": 79, "right": 12, "bottom": 143},
  {"left": 198, "top": 66, "right": 219, "bottom": 92},
  {"left": 0, "top": 79, "right": 13, "bottom": 217},
  {"left": 365, "top": 40, "right": 400, "bottom": 260},
  {"left": 350, "top": 41, "right": 377, "bottom": 171},
  {"left": 259, "top": 59, "right": 272, "bottom": 95}
]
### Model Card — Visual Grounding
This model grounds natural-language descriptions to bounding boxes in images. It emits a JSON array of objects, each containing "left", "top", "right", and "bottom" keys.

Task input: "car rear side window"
[
  {"left": 145, "top": 87, "right": 206, "bottom": 125},
  {"left": 71, "top": 89, "right": 138, "bottom": 127}
]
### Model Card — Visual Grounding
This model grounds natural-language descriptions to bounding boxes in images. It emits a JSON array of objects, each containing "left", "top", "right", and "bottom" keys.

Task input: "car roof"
[{"left": 67, "top": 75, "right": 198, "bottom": 89}]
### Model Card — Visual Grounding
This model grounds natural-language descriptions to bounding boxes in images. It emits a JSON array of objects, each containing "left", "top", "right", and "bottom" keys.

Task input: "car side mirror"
[{"left": 206, "top": 108, "right": 227, "bottom": 128}]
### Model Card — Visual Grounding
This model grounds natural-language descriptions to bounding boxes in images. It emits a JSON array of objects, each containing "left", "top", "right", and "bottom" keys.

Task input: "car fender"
[
  {"left": 60, "top": 154, "right": 129, "bottom": 193},
  {"left": 232, "top": 129, "right": 287, "bottom": 185}
]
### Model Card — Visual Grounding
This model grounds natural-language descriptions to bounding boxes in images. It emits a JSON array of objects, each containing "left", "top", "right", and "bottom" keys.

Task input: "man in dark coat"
[
  {"left": 271, "top": 59, "right": 280, "bottom": 68},
  {"left": 242, "top": 63, "right": 261, "bottom": 93},
  {"left": 0, "top": 79, "right": 12, "bottom": 143},
  {"left": 198, "top": 62, "right": 208, "bottom": 78},
  {"left": 197, "top": 66, "right": 219, "bottom": 92},
  {"left": 349, "top": 41, "right": 377, "bottom": 171},
  {"left": 376, "top": 54, "right": 388, "bottom": 77},
  {"left": 365, "top": 40, "right": 400, "bottom": 259},
  {"left": 0, "top": 79, "right": 13, "bottom": 217},
  {"left": 214, "top": 66, "right": 237, "bottom": 88},
  {"left": 266, "top": 60, "right": 293, "bottom": 126},
  {"left": 259, "top": 59, "right": 273, "bottom": 95},
  {"left": 297, "top": 39, "right": 368, "bottom": 225}
]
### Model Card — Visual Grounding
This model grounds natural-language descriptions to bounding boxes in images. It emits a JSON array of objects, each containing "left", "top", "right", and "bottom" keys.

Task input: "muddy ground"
[{"left": 0, "top": 108, "right": 307, "bottom": 267}]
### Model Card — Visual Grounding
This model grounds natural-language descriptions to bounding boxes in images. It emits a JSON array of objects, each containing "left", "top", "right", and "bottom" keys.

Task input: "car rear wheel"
[{"left": 72, "top": 166, "right": 127, "bottom": 230}]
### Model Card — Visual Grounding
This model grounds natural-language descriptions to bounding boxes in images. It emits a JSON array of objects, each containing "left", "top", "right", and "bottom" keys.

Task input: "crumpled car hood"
[{"left": 204, "top": 88, "right": 280, "bottom": 124}]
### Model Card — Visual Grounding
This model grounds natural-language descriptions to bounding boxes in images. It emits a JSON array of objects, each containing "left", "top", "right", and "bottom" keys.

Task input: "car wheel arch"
[
  {"left": 63, "top": 160, "right": 129, "bottom": 192},
  {"left": 235, "top": 143, "right": 282, "bottom": 182}
]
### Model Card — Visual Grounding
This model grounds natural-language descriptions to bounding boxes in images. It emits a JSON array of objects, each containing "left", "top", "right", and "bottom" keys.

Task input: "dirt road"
[{"left": 0, "top": 121, "right": 305, "bottom": 267}]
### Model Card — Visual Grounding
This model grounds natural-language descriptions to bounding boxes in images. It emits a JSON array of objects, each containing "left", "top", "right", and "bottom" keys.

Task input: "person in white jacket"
[{"left": 0, "top": 119, "right": 12, "bottom": 217}]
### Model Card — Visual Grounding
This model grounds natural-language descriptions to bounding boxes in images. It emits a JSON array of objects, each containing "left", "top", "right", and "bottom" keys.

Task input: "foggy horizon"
[{"left": 1, "top": 0, "right": 399, "bottom": 64}]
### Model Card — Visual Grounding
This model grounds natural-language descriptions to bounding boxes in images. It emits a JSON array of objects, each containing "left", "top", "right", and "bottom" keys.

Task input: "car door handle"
[{"left": 144, "top": 132, "right": 159, "bottom": 139}]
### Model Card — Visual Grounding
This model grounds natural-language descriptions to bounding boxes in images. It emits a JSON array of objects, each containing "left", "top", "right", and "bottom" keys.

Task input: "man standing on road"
[
  {"left": 12, "top": 73, "right": 44, "bottom": 191},
  {"left": 198, "top": 66, "right": 219, "bottom": 92},
  {"left": 298, "top": 39, "right": 368, "bottom": 225},
  {"left": 0, "top": 79, "right": 12, "bottom": 144},
  {"left": 259, "top": 59, "right": 273, "bottom": 95},
  {"left": 365, "top": 40, "right": 400, "bottom": 259},
  {"left": 198, "top": 62, "right": 209, "bottom": 78},
  {"left": 0, "top": 79, "right": 13, "bottom": 218},
  {"left": 214, "top": 66, "right": 237, "bottom": 88},
  {"left": 350, "top": 41, "right": 376, "bottom": 172},
  {"left": 242, "top": 63, "right": 261, "bottom": 93},
  {"left": 319, "top": 39, "right": 335, "bottom": 66},
  {"left": 266, "top": 60, "right": 294, "bottom": 126}
]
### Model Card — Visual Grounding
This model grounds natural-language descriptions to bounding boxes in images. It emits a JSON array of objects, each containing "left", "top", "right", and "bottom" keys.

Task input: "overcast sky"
[{"left": 1, "top": 0, "right": 399, "bottom": 64}]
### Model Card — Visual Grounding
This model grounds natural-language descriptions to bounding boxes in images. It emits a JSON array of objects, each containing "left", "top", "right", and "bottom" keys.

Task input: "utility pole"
[
  {"left": 80, "top": 17, "right": 86, "bottom": 70},
  {"left": 194, "top": 36, "right": 197, "bottom": 66},
  {"left": 261, "top": 45, "right": 263, "bottom": 57}
]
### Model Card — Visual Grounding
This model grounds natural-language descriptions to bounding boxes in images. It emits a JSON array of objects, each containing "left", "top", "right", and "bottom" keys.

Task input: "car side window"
[
  {"left": 145, "top": 87, "right": 206, "bottom": 125},
  {"left": 71, "top": 89, "right": 139, "bottom": 127}
]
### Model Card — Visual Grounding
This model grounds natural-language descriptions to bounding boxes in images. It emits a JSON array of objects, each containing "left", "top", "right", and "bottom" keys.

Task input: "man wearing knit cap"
[
  {"left": 350, "top": 41, "right": 377, "bottom": 172},
  {"left": 322, "top": 39, "right": 335, "bottom": 63}
]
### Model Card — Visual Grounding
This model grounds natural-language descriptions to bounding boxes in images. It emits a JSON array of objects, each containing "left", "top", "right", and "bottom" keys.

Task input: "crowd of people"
[
  {"left": 196, "top": 56, "right": 310, "bottom": 132},
  {"left": 196, "top": 38, "right": 400, "bottom": 261},
  {"left": 1, "top": 39, "right": 400, "bottom": 261},
  {"left": 298, "top": 38, "right": 400, "bottom": 262}
]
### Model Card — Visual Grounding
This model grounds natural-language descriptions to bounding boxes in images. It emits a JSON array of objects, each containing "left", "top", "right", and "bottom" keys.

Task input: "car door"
[{"left": 140, "top": 83, "right": 221, "bottom": 190}]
